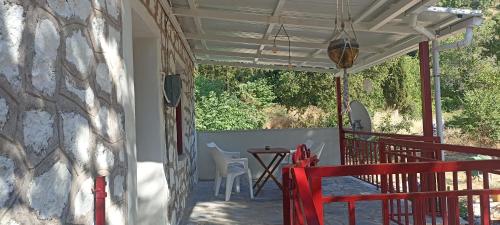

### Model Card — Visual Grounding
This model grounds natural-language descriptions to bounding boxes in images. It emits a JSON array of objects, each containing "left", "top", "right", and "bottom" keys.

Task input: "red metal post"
[
  {"left": 311, "top": 177, "right": 324, "bottom": 225},
  {"left": 418, "top": 41, "right": 433, "bottom": 138},
  {"left": 418, "top": 42, "right": 434, "bottom": 212},
  {"left": 176, "top": 100, "right": 183, "bottom": 154},
  {"left": 336, "top": 77, "right": 345, "bottom": 165},
  {"left": 379, "top": 141, "right": 390, "bottom": 225},
  {"left": 348, "top": 201, "right": 356, "bottom": 225},
  {"left": 283, "top": 167, "right": 291, "bottom": 225},
  {"left": 465, "top": 171, "right": 474, "bottom": 225},
  {"left": 447, "top": 196, "right": 460, "bottom": 225},
  {"left": 293, "top": 168, "right": 321, "bottom": 225},
  {"left": 480, "top": 194, "right": 491, "bottom": 225},
  {"left": 481, "top": 172, "right": 491, "bottom": 225},
  {"left": 95, "top": 176, "right": 107, "bottom": 225}
]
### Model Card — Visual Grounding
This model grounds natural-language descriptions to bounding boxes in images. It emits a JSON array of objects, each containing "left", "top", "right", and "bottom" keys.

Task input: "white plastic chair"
[
  {"left": 207, "top": 142, "right": 254, "bottom": 201},
  {"left": 312, "top": 142, "right": 326, "bottom": 159},
  {"left": 305, "top": 139, "right": 314, "bottom": 149}
]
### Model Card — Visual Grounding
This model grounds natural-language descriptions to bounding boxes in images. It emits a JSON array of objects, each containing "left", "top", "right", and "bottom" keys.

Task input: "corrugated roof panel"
[
  {"left": 197, "top": 0, "right": 276, "bottom": 14},
  {"left": 204, "top": 41, "right": 259, "bottom": 50},
  {"left": 172, "top": 0, "right": 483, "bottom": 73},
  {"left": 201, "top": 18, "right": 267, "bottom": 34}
]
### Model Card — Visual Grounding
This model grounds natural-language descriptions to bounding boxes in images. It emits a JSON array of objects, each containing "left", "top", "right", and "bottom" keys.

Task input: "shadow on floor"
[{"left": 180, "top": 176, "right": 382, "bottom": 225}]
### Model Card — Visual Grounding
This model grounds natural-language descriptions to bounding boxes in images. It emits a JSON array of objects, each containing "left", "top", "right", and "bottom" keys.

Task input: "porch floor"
[{"left": 181, "top": 176, "right": 383, "bottom": 225}]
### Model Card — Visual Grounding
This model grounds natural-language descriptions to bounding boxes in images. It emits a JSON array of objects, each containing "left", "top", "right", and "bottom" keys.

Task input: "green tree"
[
  {"left": 437, "top": 0, "right": 495, "bottom": 10},
  {"left": 447, "top": 56, "right": 500, "bottom": 144},
  {"left": 274, "top": 71, "right": 335, "bottom": 110},
  {"left": 195, "top": 92, "right": 265, "bottom": 131},
  {"left": 439, "top": 12, "right": 499, "bottom": 111},
  {"left": 378, "top": 56, "right": 421, "bottom": 118},
  {"left": 194, "top": 76, "right": 225, "bottom": 100},
  {"left": 437, "top": 0, "right": 499, "bottom": 144},
  {"left": 448, "top": 88, "right": 500, "bottom": 144},
  {"left": 237, "top": 79, "right": 276, "bottom": 108}
]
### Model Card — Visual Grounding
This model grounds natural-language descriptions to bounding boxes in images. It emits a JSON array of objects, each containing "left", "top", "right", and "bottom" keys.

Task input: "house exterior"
[
  {"left": 0, "top": 0, "right": 486, "bottom": 225},
  {"left": 0, "top": 0, "right": 196, "bottom": 224}
]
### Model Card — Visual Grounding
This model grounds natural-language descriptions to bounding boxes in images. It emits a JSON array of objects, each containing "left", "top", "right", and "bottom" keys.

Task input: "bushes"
[
  {"left": 194, "top": 76, "right": 270, "bottom": 131},
  {"left": 448, "top": 88, "right": 500, "bottom": 145},
  {"left": 195, "top": 92, "right": 265, "bottom": 131}
]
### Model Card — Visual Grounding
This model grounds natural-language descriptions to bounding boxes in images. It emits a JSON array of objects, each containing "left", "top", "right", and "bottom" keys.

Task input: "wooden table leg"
[
  {"left": 252, "top": 153, "right": 280, "bottom": 189},
  {"left": 260, "top": 153, "right": 286, "bottom": 188},
  {"left": 253, "top": 153, "right": 287, "bottom": 196}
]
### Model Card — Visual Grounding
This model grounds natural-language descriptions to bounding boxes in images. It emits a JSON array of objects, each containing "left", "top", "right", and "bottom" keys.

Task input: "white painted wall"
[
  {"left": 133, "top": 36, "right": 165, "bottom": 162},
  {"left": 131, "top": 1, "right": 169, "bottom": 224},
  {"left": 197, "top": 128, "right": 340, "bottom": 180},
  {"left": 121, "top": 0, "right": 138, "bottom": 223}
]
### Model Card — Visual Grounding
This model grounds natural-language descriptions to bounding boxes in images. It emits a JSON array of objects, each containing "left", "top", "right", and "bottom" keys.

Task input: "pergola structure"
[
  {"left": 4, "top": 1, "right": 497, "bottom": 225},
  {"left": 171, "top": 0, "right": 482, "bottom": 74},
  {"left": 168, "top": 2, "right": 500, "bottom": 225}
]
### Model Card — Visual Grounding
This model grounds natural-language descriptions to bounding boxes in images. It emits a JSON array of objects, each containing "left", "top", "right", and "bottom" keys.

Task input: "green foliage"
[
  {"left": 195, "top": 92, "right": 265, "bottom": 131},
  {"left": 439, "top": 13, "right": 499, "bottom": 112},
  {"left": 193, "top": 1, "right": 499, "bottom": 143},
  {"left": 458, "top": 198, "right": 468, "bottom": 220},
  {"left": 481, "top": 13, "right": 500, "bottom": 59},
  {"left": 194, "top": 75, "right": 268, "bottom": 131},
  {"left": 376, "top": 114, "right": 413, "bottom": 134},
  {"left": 348, "top": 67, "right": 387, "bottom": 114},
  {"left": 437, "top": 0, "right": 496, "bottom": 10},
  {"left": 349, "top": 56, "right": 421, "bottom": 119},
  {"left": 380, "top": 57, "right": 421, "bottom": 118},
  {"left": 273, "top": 71, "right": 335, "bottom": 110},
  {"left": 237, "top": 79, "right": 276, "bottom": 108},
  {"left": 194, "top": 76, "right": 225, "bottom": 99},
  {"left": 436, "top": 2, "right": 500, "bottom": 144},
  {"left": 447, "top": 65, "right": 500, "bottom": 144}
]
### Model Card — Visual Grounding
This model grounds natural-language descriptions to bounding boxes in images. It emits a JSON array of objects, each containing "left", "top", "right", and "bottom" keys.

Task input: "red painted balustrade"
[
  {"left": 283, "top": 138, "right": 500, "bottom": 225},
  {"left": 343, "top": 131, "right": 440, "bottom": 187},
  {"left": 343, "top": 131, "right": 500, "bottom": 188}
]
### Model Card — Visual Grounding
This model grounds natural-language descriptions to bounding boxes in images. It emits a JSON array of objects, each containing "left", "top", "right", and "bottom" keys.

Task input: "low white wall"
[{"left": 197, "top": 127, "right": 340, "bottom": 180}]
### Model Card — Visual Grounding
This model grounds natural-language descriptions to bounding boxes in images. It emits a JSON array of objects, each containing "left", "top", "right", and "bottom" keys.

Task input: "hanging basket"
[{"left": 327, "top": 38, "right": 359, "bottom": 69}]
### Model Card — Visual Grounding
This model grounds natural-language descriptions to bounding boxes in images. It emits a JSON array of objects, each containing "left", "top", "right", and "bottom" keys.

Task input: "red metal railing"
[
  {"left": 283, "top": 156, "right": 321, "bottom": 225},
  {"left": 380, "top": 138, "right": 500, "bottom": 225},
  {"left": 284, "top": 138, "right": 500, "bottom": 225},
  {"left": 343, "top": 131, "right": 439, "bottom": 187},
  {"left": 282, "top": 145, "right": 321, "bottom": 225},
  {"left": 344, "top": 131, "right": 499, "bottom": 187},
  {"left": 284, "top": 160, "right": 500, "bottom": 225}
]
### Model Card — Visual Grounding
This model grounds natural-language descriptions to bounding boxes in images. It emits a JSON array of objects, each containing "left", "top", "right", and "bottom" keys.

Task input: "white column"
[{"left": 432, "top": 40, "right": 444, "bottom": 144}]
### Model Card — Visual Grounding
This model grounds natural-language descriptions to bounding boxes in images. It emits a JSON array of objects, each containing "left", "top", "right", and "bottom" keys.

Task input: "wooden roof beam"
[
  {"left": 197, "top": 59, "right": 338, "bottom": 74},
  {"left": 184, "top": 33, "right": 382, "bottom": 53},
  {"left": 173, "top": 8, "right": 419, "bottom": 35},
  {"left": 256, "top": 0, "right": 287, "bottom": 63}
]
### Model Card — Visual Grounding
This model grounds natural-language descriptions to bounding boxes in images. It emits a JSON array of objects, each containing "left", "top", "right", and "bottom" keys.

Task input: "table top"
[{"left": 247, "top": 147, "right": 290, "bottom": 154}]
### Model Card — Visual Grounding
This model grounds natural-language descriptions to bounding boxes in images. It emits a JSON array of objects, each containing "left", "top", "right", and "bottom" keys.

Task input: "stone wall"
[
  {"left": 0, "top": 0, "right": 197, "bottom": 224},
  {"left": 0, "top": 0, "right": 127, "bottom": 224},
  {"left": 136, "top": 0, "right": 197, "bottom": 224}
]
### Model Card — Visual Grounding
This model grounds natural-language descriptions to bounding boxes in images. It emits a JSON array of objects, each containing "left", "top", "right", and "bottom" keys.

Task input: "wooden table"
[{"left": 247, "top": 147, "right": 290, "bottom": 196}]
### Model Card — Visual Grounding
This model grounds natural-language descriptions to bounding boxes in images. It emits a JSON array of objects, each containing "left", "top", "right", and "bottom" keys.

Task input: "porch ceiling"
[{"left": 171, "top": 0, "right": 482, "bottom": 74}]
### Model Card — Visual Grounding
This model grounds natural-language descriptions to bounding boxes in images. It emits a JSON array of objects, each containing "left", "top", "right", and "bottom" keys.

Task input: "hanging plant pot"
[{"left": 328, "top": 38, "right": 359, "bottom": 69}]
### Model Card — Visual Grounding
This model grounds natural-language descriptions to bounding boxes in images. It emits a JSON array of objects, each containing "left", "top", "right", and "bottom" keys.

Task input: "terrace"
[
  {"left": 181, "top": 130, "right": 500, "bottom": 225},
  {"left": 1, "top": 1, "right": 497, "bottom": 225},
  {"left": 168, "top": 0, "right": 500, "bottom": 224}
]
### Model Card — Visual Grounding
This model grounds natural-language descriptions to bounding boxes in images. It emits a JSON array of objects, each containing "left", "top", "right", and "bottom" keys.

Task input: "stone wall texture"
[
  {"left": 0, "top": 0, "right": 128, "bottom": 224},
  {"left": 0, "top": 0, "right": 197, "bottom": 224},
  {"left": 136, "top": 0, "right": 198, "bottom": 224}
]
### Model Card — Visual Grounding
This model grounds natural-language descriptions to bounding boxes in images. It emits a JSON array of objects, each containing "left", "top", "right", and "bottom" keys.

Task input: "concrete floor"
[{"left": 181, "top": 176, "right": 384, "bottom": 225}]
